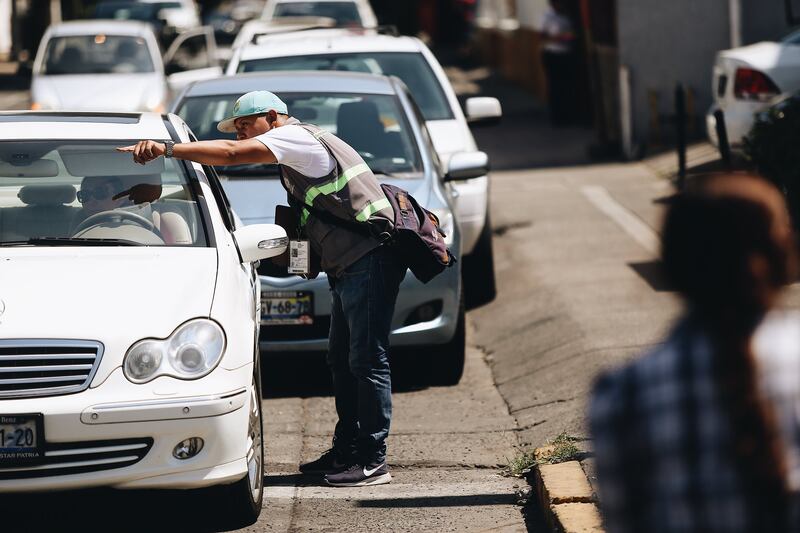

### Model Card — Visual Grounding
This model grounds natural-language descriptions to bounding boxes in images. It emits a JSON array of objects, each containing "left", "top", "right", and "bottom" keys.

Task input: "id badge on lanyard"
[{"left": 288, "top": 240, "right": 310, "bottom": 275}]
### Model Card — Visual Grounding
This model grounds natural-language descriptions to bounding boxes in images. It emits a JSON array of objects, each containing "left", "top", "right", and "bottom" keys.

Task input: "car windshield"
[
  {"left": 238, "top": 52, "right": 454, "bottom": 121},
  {"left": 272, "top": 2, "right": 361, "bottom": 26},
  {"left": 94, "top": 2, "right": 182, "bottom": 21},
  {"left": 782, "top": 28, "right": 800, "bottom": 44},
  {"left": 41, "top": 34, "right": 155, "bottom": 75},
  {"left": 0, "top": 140, "right": 208, "bottom": 247},
  {"left": 176, "top": 91, "right": 423, "bottom": 175}
]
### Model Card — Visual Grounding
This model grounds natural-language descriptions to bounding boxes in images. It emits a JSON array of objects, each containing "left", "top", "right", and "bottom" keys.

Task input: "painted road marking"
[
  {"left": 581, "top": 185, "right": 659, "bottom": 255},
  {"left": 264, "top": 472, "right": 517, "bottom": 501}
]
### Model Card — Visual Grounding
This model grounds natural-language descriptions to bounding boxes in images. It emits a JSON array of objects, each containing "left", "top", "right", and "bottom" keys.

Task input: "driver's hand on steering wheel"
[{"left": 117, "top": 140, "right": 165, "bottom": 165}]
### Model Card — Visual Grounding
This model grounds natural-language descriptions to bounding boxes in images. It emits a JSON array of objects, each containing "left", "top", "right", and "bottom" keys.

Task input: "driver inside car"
[{"left": 76, "top": 175, "right": 129, "bottom": 216}]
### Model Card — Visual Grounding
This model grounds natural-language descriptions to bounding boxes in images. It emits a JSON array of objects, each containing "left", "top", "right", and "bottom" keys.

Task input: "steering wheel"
[{"left": 72, "top": 209, "right": 158, "bottom": 236}]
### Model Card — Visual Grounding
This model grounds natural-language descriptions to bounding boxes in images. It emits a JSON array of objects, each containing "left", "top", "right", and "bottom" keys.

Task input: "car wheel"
[
  {"left": 462, "top": 211, "right": 496, "bottom": 310},
  {"left": 430, "top": 286, "right": 466, "bottom": 386},
  {"left": 214, "top": 363, "right": 264, "bottom": 528}
]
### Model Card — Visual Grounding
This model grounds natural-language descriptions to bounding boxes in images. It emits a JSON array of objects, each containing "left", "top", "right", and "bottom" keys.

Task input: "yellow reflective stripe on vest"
[
  {"left": 355, "top": 198, "right": 391, "bottom": 222},
  {"left": 300, "top": 207, "right": 310, "bottom": 226},
  {"left": 303, "top": 163, "right": 370, "bottom": 206}
]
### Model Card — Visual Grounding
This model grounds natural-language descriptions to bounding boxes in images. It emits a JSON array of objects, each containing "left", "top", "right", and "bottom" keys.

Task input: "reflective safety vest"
[{"left": 278, "top": 118, "right": 395, "bottom": 277}]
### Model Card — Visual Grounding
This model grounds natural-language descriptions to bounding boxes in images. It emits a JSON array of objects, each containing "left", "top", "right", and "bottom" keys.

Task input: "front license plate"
[
  {"left": 261, "top": 291, "right": 313, "bottom": 325},
  {"left": 0, "top": 414, "right": 44, "bottom": 465}
]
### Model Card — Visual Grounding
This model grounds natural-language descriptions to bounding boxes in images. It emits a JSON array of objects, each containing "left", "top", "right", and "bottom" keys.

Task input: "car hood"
[
  {"left": 33, "top": 73, "right": 164, "bottom": 111},
  {"left": 221, "top": 173, "right": 431, "bottom": 225},
  {"left": 426, "top": 119, "right": 477, "bottom": 164},
  {"left": 0, "top": 248, "right": 217, "bottom": 340}
]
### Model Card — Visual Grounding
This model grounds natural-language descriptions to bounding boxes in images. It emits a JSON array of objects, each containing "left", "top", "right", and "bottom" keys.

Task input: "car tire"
[
  {"left": 462, "top": 211, "right": 496, "bottom": 310},
  {"left": 214, "top": 362, "right": 264, "bottom": 528},
  {"left": 429, "top": 285, "right": 466, "bottom": 386}
]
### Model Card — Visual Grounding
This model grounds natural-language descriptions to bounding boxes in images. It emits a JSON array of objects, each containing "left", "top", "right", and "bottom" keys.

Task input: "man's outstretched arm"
[{"left": 116, "top": 138, "right": 276, "bottom": 166}]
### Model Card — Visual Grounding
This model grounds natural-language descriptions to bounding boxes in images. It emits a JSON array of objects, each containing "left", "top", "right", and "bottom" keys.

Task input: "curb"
[{"left": 528, "top": 448, "right": 603, "bottom": 533}]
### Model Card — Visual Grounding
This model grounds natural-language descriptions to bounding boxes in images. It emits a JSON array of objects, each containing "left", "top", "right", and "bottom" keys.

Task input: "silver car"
[{"left": 173, "top": 71, "right": 488, "bottom": 384}]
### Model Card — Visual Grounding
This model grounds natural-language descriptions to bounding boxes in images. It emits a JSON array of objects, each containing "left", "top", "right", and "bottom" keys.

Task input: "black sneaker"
[
  {"left": 299, "top": 448, "right": 352, "bottom": 475},
  {"left": 324, "top": 462, "right": 391, "bottom": 487}
]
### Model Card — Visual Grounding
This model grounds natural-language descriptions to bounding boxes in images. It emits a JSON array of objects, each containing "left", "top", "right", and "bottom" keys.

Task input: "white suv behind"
[{"left": 225, "top": 28, "right": 502, "bottom": 304}]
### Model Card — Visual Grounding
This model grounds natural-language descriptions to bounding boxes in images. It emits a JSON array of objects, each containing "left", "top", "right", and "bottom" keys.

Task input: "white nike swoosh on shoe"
[{"left": 363, "top": 464, "right": 384, "bottom": 477}]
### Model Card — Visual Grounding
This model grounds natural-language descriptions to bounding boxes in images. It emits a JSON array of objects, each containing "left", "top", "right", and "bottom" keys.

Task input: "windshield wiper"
[
  {"left": 1, "top": 237, "right": 139, "bottom": 247},
  {"left": 218, "top": 163, "right": 280, "bottom": 176},
  {"left": 371, "top": 169, "right": 404, "bottom": 178}
]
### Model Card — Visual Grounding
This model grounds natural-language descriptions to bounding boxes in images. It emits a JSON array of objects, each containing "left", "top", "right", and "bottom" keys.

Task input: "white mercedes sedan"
[{"left": 0, "top": 111, "right": 287, "bottom": 527}]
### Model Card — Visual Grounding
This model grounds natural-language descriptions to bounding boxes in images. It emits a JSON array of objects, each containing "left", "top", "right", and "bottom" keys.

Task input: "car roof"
[
  {"left": 46, "top": 19, "right": 155, "bottom": 37},
  {"left": 0, "top": 112, "right": 171, "bottom": 141},
  {"left": 182, "top": 71, "right": 398, "bottom": 98},
  {"left": 240, "top": 29, "right": 422, "bottom": 60}
]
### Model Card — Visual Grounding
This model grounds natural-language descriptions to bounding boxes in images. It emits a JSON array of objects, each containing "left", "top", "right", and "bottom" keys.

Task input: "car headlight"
[
  {"left": 429, "top": 208, "right": 455, "bottom": 246},
  {"left": 124, "top": 319, "right": 226, "bottom": 383}
]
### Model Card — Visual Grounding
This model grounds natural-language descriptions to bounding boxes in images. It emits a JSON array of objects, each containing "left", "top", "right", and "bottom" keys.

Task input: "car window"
[
  {"left": 0, "top": 140, "right": 209, "bottom": 247},
  {"left": 168, "top": 33, "right": 213, "bottom": 71},
  {"left": 176, "top": 91, "right": 422, "bottom": 175},
  {"left": 237, "top": 52, "right": 454, "bottom": 121},
  {"left": 782, "top": 28, "right": 800, "bottom": 45},
  {"left": 94, "top": 2, "right": 182, "bottom": 21},
  {"left": 272, "top": 2, "right": 361, "bottom": 26},
  {"left": 41, "top": 34, "right": 155, "bottom": 75}
]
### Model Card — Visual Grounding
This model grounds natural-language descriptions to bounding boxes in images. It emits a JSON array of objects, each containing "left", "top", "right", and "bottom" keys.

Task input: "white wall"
[
  {"left": 0, "top": 0, "right": 10, "bottom": 59},
  {"left": 617, "top": 0, "right": 729, "bottom": 143}
]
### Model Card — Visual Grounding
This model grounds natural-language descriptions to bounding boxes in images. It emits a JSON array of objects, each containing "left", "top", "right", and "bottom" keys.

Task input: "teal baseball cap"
[{"left": 217, "top": 90, "right": 289, "bottom": 133}]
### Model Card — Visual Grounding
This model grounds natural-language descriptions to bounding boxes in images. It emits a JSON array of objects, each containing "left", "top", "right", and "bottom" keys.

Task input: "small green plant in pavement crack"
[{"left": 504, "top": 432, "right": 580, "bottom": 477}]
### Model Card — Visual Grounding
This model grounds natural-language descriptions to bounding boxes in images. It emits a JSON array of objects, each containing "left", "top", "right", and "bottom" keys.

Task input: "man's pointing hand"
[{"left": 116, "top": 140, "right": 165, "bottom": 165}]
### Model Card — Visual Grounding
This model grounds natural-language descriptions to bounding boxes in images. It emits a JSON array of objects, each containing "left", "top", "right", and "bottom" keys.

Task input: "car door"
[{"left": 164, "top": 27, "right": 223, "bottom": 96}]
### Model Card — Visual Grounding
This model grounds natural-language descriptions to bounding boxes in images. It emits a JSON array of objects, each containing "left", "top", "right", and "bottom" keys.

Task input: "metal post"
[
  {"left": 675, "top": 83, "right": 687, "bottom": 189},
  {"left": 714, "top": 109, "right": 732, "bottom": 171}
]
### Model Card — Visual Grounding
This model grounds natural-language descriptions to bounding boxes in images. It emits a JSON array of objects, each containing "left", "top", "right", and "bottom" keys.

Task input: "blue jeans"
[{"left": 327, "top": 245, "right": 406, "bottom": 465}]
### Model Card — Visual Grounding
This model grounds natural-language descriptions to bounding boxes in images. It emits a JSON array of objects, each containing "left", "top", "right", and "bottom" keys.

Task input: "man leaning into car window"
[{"left": 118, "top": 91, "right": 405, "bottom": 488}]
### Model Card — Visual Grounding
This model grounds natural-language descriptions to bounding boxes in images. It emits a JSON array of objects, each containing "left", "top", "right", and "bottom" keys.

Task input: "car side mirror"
[
  {"left": 444, "top": 151, "right": 490, "bottom": 182},
  {"left": 465, "top": 97, "right": 502, "bottom": 127},
  {"left": 233, "top": 224, "right": 288, "bottom": 263}
]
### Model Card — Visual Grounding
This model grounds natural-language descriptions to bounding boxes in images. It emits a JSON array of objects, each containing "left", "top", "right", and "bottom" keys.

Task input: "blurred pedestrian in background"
[
  {"left": 539, "top": 0, "right": 577, "bottom": 126},
  {"left": 590, "top": 174, "right": 800, "bottom": 532}
]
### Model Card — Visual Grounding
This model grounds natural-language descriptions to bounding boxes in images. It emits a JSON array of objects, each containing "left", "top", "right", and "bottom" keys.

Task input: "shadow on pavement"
[
  {"left": 3, "top": 488, "right": 252, "bottom": 532},
  {"left": 261, "top": 349, "right": 439, "bottom": 399},
  {"left": 358, "top": 493, "right": 518, "bottom": 508},
  {"left": 434, "top": 47, "right": 598, "bottom": 172}
]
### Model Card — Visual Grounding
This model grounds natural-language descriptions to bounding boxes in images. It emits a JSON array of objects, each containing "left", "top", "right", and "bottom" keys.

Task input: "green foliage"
[{"left": 504, "top": 432, "right": 580, "bottom": 477}]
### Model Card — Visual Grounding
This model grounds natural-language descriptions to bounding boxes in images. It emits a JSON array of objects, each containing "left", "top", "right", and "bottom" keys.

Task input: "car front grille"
[
  {"left": 0, "top": 438, "right": 153, "bottom": 480},
  {"left": 0, "top": 340, "right": 103, "bottom": 399}
]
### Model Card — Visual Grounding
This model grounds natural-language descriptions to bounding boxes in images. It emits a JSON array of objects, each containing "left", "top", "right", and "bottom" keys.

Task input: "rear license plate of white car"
[
  {"left": 261, "top": 291, "right": 313, "bottom": 325},
  {"left": 0, "top": 414, "right": 44, "bottom": 464}
]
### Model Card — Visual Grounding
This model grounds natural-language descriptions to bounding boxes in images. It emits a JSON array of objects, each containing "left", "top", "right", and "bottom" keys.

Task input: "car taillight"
[{"left": 734, "top": 68, "right": 780, "bottom": 101}]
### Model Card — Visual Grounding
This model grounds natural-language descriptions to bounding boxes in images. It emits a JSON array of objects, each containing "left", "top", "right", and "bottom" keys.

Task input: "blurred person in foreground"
[{"left": 590, "top": 174, "right": 800, "bottom": 532}]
